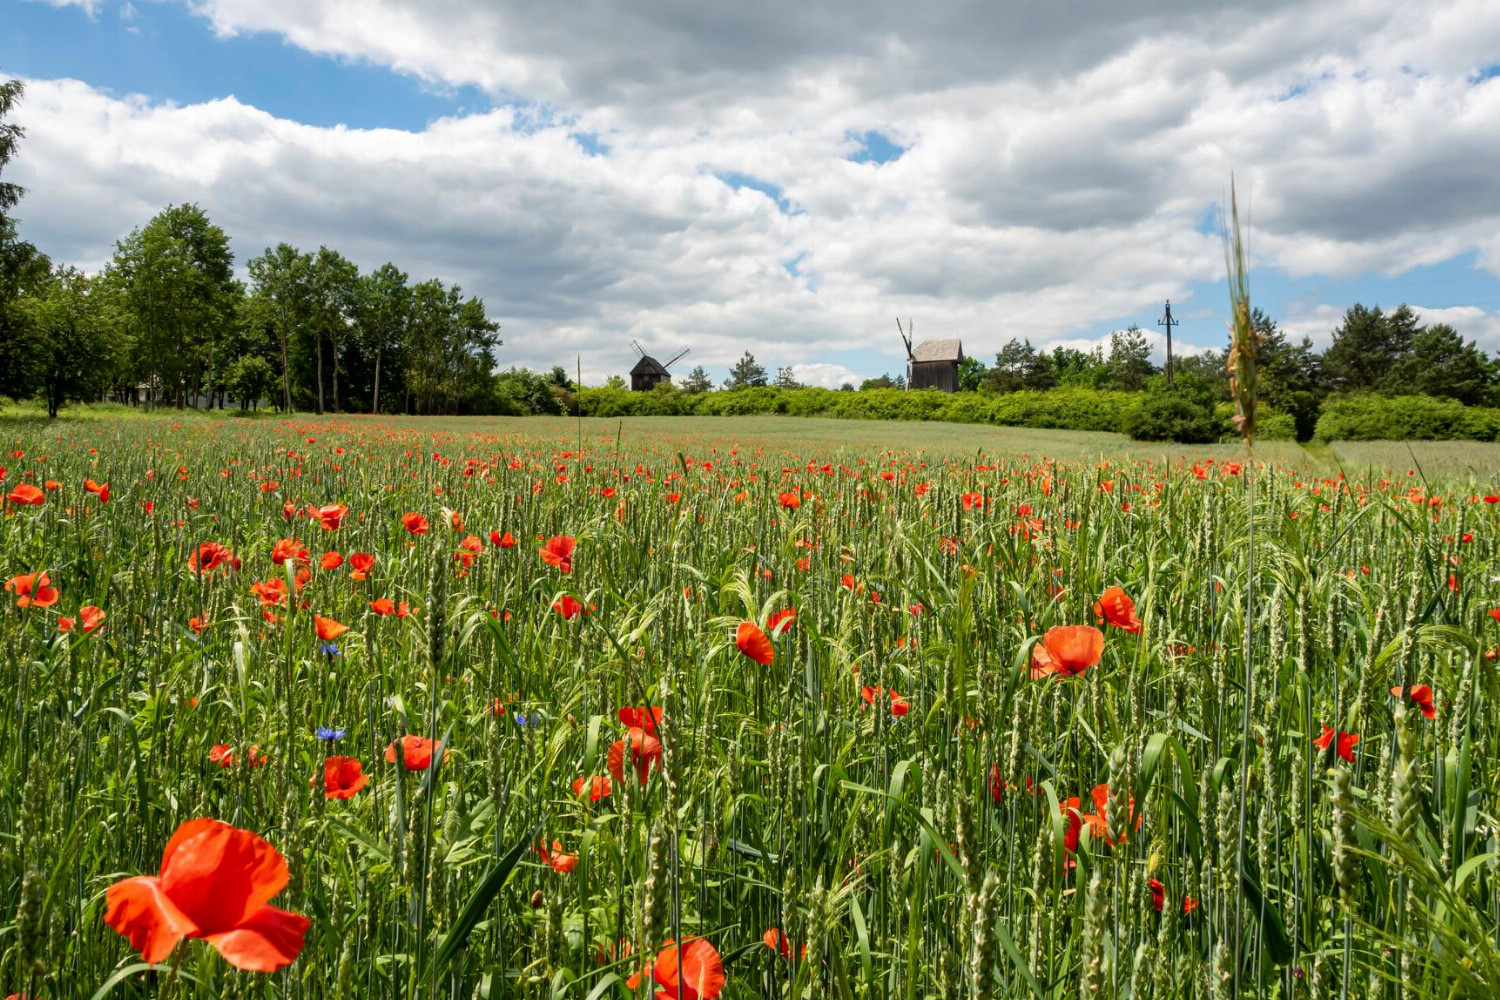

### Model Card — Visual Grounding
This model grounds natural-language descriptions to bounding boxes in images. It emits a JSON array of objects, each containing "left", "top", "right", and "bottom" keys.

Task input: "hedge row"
[
  {"left": 1313, "top": 394, "right": 1500, "bottom": 442},
  {"left": 579, "top": 385, "right": 1299, "bottom": 441}
]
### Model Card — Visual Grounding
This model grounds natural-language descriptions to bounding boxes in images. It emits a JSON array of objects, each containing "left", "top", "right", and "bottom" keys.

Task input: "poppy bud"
[{"left": 530, "top": 890, "right": 545, "bottom": 910}]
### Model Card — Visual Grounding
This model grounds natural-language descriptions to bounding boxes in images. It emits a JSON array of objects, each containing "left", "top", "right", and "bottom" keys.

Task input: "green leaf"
[{"left": 422, "top": 821, "right": 540, "bottom": 983}]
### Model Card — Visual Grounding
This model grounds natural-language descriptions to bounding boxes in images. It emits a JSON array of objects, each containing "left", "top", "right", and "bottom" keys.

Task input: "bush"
[
  {"left": 1314, "top": 393, "right": 1500, "bottom": 442},
  {"left": 1127, "top": 375, "right": 1226, "bottom": 443},
  {"left": 1128, "top": 394, "right": 1223, "bottom": 443}
]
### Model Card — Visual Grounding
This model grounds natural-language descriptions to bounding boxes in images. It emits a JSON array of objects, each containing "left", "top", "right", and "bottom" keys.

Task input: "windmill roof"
[
  {"left": 630, "top": 356, "right": 670, "bottom": 377},
  {"left": 911, "top": 338, "right": 963, "bottom": 362}
]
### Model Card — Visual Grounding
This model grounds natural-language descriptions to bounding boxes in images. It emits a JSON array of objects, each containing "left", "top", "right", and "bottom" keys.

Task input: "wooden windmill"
[{"left": 629, "top": 340, "right": 691, "bottom": 391}]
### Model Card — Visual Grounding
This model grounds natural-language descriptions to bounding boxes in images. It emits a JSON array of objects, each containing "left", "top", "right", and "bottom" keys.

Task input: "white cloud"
[
  {"left": 10, "top": 0, "right": 1500, "bottom": 382},
  {"left": 1411, "top": 306, "right": 1500, "bottom": 352},
  {"left": 792, "top": 363, "right": 861, "bottom": 389}
]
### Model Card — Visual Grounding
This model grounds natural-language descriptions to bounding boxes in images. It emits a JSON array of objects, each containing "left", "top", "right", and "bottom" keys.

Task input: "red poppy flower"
[
  {"left": 447, "top": 509, "right": 464, "bottom": 532},
  {"left": 572, "top": 775, "right": 613, "bottom": 801},
  {"left": 348, "top": 552, "right": 375, "bottom": 580},
  {"left": 608, "top": 728, "right": 663, "bottom": 785},
  {"left": 653, "top": 937, "right": 724, "bottom": 1000},
  {"left": 6, "top": 483, "right": 44, "bottom": 506},
  {"left": 535, "top": 839, "right": 578, "bottom": 874},
  {"left": 495, "top": 531, "right": 517, "bottom": 548},
  {"left": 767, "top": 607, "right": 796, "bottom": 634},
  {"left": 1148, "top": 878, "right": 1197, "bottom": 915},
  {"left": 1314, "top": 724, "right": 1360, "bottom": 762},
  {"left": 1390, "top": 684, "right": 1436, "bottom": 720},
  {"left": 385, "top": 735, "right": 447, "bottom": 771},
  {"left": 1060, "top": 797, "right": 1085, "bottom": 856},
  {"left": 209, "top": 744, "right": 268, "bottom": 768},
  {"left": 314, "top": 615, "right": 347, "bottom": 642},
  {"left": 6, "top": 572, "right": 59, "bottom": 609},
  {"left": 250, "top": 579, "right": 287, "bottom": 607},
  {"left": 990, "top": 762, "right": 1005, "bottom": 803},
  {"left": 1093, "top": 586, "right": 1142, "bottom": 634},
  {"left": 860, "top": 685, "right": 909, "bottom": 717},
  {"left": 57, "top": 616, "right": 74, "bottom": 633},
  {"left": 188, "top": 541, "right": 235, "bottom": 574},
  {"left": 402, "top": 512, "right": 429, "bottom": 535},
  {"left": 1030, "top": 625, "right": 1104, "bottom": 679},
  {"left": 1085, "top": 782, "right": 1140, "bottom": 846},
  {"left": 78, "top": 604, "right": 105, "bottom": 634},
  {"left": 551, "top": 595, "right": 593, "bottom": 619},
  {"left": 539, "top": 535, "right": 576, "bottom": 574},
  {"left": 271, "top": 537, "right": 309, "bottom": 567},
  {"left": 736, "top": 622, "right": 774, "bottom": 665},
  {"left": 617, "top": 705, "right": 663, "bottom": 734},
  {"left": 369, "top": 597, "right": 396, "bottom": 615},
  {"left": 188, "top": 616, "right": 208, "bottom": 634},
  {"left": 85, "top": 479, "right": 110, "bottom": 503},
  {"left": 320, "top": 551, "right": 343, "bottom": 571},
  {"left": 761, "top": 928, "right": 806, "bottom": 960},
  {"left": 317, "top": 504, "right": 348, "bottom": 531},
  {"left": 103, "top": 817, "right": 309, "bottom": 971},
  {"left": 322, "top": 756, "right": 368, "bottom": 799},
  {"left": 960, "top": 492, "right": 984, "bottom": 510},
  {"left": 778, "top": 491, "right": 801, "bottom": 509}
]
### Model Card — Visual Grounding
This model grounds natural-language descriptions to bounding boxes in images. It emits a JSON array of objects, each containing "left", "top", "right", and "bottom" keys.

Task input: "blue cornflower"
[
  {"left": 316, "top": 726, "right": 346, "bottom": 741},
  {"left": 320, "top": 641, "right": 340, "bottom": 656}
]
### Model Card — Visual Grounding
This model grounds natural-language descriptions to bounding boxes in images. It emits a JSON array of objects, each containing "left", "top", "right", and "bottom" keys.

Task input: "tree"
[
  {"left": 548, "top": 365, "right": 572, "bottom": 389},
  {"left": 0, "top": 79, "right": 54, "bottom": 404},
  {"left": 678, "top": 365, "right": 713, "bottom": 394},
  {"left": 246, "top": 244, "right": 312, "bottom": 412},
  {"left": 1386, "top": 323, "right": 1496, "bottom": 405},
  {"left": 109, "top": 204, "right": 237, "bottom": 408},
  {"left": 603, "top": 374, "right": 627, "bottom": 390},
  {"left": 1104, "top": 325, "right": 1157, "bottom": 391},
  {"left": 224, "top": 354, "right": 277, "bottom": 410},
  {"left": 773, "top": 365, "right": 801, "bottom": 389},
  {"left": 989, "top": 338, "right": 1055, "bottom": 393},
  {"left": 957, "top": 355, "right": 987, "bottom": 392},
  {"left": 723, "top": 351, "right": 768, "bottom": 389},
  {"left": 307, "top": 246, "right": 358, "bottom": 413},
  {"left": 860, "top": 374, "right": 899, "bottom": 390},
  {"left": 1244, "top": 308, "right": 1321, "bottom": 438},
  {"left": 1048, "top": 345, "right": 1105, "bottom": 387},
  {"left": 1321, "top": 304, "right": 1416, "bottom": 393},
  {"left": 354, "top": 262, "right": 410, "bottom": 414},
  {"left": 18, "top": 267, "right": 126, "bottom": 416}
]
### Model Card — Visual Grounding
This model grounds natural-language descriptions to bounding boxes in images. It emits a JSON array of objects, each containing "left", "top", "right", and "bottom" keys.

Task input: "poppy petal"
[
  {"left": 103, "top": 875, "right": 198, "bottom": 964},
  {"left": 203, "top": 905, "right": 310, "bottom": 972}
]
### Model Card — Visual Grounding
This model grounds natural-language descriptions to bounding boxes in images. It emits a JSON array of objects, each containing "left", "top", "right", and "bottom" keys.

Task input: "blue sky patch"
[
  {"left": 847, "top": 130, "right": 906, "bottom": 164},
  {"left": 2, "top": 0, "right": 490, "bottom": 130}
]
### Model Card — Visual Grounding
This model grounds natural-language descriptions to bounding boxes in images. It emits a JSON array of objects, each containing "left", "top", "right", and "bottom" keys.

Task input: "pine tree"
[
  {"left": 679, "top": 365, "right": 713, "bottom": 394},
  {"left": 723, "top": 352, "right": 769, "bottom": 389}
]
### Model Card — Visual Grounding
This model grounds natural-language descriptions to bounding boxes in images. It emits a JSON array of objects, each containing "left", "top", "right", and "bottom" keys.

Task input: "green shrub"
[
  {"left": 1314, "top": 393, "right": 1500, "bottom": 442},
  {"left": 1128, "top": 394, "right": 1223, "bottom": 443},
  {"left": 1126, "top": 375, "right": 1225, "bottom": 443}
]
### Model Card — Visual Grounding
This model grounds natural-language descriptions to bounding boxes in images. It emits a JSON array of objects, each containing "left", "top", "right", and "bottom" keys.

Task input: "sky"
[{"left": 4, "top": 0, "right": 1500, "bottom": 387}]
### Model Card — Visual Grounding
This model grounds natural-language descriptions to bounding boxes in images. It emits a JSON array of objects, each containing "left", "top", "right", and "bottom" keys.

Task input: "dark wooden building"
[
  {"left": 630, "top": 355, "right": 673, "bottom": 392},
  {"left": 908, "top": 338, "right": 963, "bottom": 392}
]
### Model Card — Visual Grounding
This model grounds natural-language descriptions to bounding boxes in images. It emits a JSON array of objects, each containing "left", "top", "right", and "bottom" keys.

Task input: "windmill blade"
[
  {"left": 630, "top": 339, "right": 647, "bottom": 358},
  {"left": 896, "top": 318, "right": 912, "bottom": 357},
  {"left": 663, "top": 347, "right": 691, "bottom": 368}
]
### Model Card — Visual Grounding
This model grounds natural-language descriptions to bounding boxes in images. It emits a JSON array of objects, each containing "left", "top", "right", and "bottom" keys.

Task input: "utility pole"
[{"left": 1158, "top": 300, "right": 1179, "bottom": 387}]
